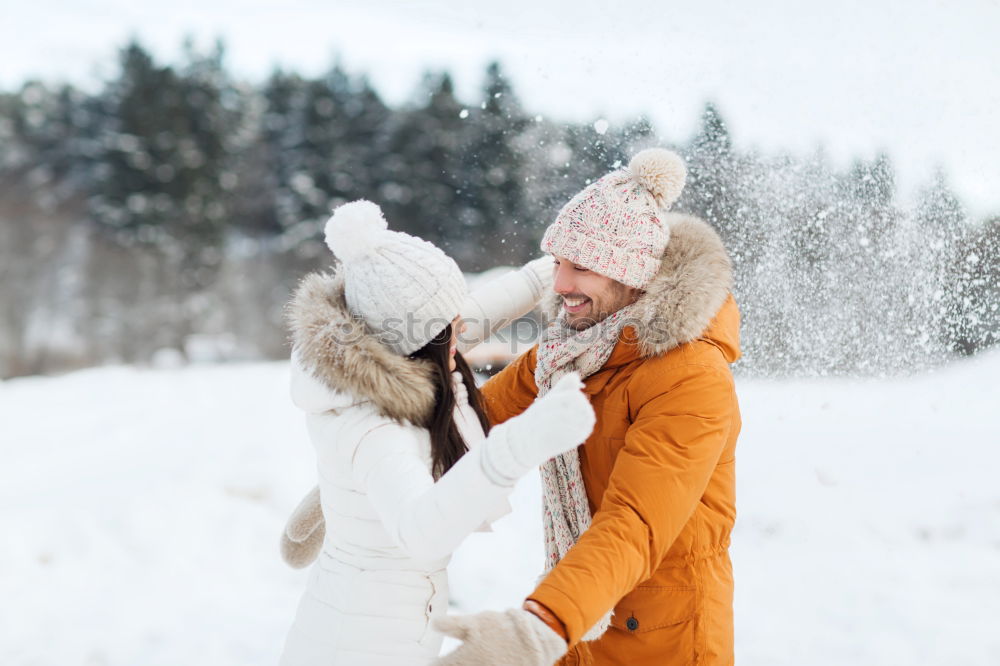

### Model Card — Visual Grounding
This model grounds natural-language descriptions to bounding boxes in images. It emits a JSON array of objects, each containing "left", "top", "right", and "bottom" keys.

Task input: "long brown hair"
[{"left": 409, "top": 323, "right": 491, "bottom": 479}]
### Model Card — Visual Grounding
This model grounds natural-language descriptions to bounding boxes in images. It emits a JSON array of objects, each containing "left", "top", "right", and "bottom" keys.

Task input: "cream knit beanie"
[
  {"left": 541, "top": 148, "right": 687, "bottom": 289},
  {"left": 325, "top": 200, "right": 467, "bottom": 356}
]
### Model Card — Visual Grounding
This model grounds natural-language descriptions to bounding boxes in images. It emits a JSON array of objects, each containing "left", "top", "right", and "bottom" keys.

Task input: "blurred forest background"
[{"left": 1, "top": 39, "right": 997, "bottom": 380}]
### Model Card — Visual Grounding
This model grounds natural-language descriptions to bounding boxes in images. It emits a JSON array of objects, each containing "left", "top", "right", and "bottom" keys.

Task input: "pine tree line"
[{"left": 0, "top": 39, "right": 996, "bottom": 379}]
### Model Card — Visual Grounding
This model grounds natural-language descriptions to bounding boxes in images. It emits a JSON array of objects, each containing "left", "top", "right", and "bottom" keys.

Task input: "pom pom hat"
[
  {"left": 325, "top": 200, "right": 467, "bottom": 356},
  {"left": 541, "top": 148, "right": 687, "bottom": 289}
]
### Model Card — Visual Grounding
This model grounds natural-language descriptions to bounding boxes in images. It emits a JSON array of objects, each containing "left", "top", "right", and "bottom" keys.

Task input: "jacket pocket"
[{"left": 610, "top": 583, "right": 698, "bottom": 634}]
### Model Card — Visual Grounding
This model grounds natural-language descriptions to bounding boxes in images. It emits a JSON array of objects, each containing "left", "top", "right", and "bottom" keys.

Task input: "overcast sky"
[{"left": 3, "top": 0, "right": 998, "bottom": 216}]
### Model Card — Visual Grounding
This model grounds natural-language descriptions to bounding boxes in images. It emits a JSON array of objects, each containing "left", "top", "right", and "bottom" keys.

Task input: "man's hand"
[{"left": 433, "top": 608, "right": 567, "bottom": 665}]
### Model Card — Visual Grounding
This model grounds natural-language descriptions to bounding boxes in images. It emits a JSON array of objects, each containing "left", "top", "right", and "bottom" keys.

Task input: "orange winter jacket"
[{"left": 482, "top": 214, "right": 742, "bottom": 665}]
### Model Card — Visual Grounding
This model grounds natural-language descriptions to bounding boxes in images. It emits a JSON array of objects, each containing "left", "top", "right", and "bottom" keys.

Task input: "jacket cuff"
[
  {"left": 528, "top": 582, "right": 587, "bottom": 646},
  {"left": 523, "top": 599, "right": 568, "bottom": 641}
]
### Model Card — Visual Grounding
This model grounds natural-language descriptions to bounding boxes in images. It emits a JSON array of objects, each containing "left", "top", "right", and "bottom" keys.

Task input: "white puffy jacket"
[{"left": 280, "top": 261, "right": 551, "bottom": 666}]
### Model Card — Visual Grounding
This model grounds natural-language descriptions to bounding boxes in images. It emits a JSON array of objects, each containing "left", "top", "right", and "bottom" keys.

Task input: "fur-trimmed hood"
[
  {"left": 286, "top": 270, "right": 436, "bottom": 425},
  {"left": 542, "top": 212, "right": 737, "bottom": 360}
]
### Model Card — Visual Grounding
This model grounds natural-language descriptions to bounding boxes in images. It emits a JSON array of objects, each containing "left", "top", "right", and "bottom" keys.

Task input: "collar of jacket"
[
  {"left": 285, "top": 269, "right": 436, "bottom": 425},
  {"left": 542, "top": 213, "right": 737, "bottom": 363}
]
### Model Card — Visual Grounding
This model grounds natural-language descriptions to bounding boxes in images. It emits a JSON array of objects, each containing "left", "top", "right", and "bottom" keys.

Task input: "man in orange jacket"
[{"left": 434, "top": 148, "right": 741, "bottom": 666}]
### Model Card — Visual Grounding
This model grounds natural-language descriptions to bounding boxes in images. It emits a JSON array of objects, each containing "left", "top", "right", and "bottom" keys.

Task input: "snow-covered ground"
[{"left": 2, "top": 353, "right": 998, "bottom": 665}]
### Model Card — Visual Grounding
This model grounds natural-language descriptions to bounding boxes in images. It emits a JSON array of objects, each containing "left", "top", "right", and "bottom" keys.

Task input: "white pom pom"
[
  {"left": 628, "top": 148, "right": 687, "bottom": 208},
  {"left": 324, "top": 200, "right": 389, "bottom": 262}
]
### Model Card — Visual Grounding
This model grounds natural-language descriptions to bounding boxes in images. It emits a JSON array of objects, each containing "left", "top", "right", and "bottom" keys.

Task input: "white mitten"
[
  {"left": 280, "top": 486, "right": 325, "bottom": 569},
  {"left": 521, "top": 255, "right": 555, "bottom": 295},
  {"left": 433, "top": 608, "right": 567, "bottom": 666},
  {"left": 480, "top": 372, "right": 595, "bottom": 486}
]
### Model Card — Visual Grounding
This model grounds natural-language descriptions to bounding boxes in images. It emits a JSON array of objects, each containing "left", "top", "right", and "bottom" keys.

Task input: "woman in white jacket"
[{"left": 279, "top": 200, "right": 591, "bottom": 665}]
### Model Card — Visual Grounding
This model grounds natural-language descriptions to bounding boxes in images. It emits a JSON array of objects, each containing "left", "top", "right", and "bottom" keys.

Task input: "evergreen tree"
[
  {"left": 946, "top": 217, "right": 1000, "bottom": 355},
  {"left": 90, "top": 39, "right": 239, "bottom": 278},
  {"left": 906, "top": 169, "right": 968, "bottom": 362},
  {"left": 455, "top": 62, "right": 531, "bottom": 268},
  {"left": 251, "top": 65, "right": 390, "bottom": 248},
  {"left": 680, "top": 103, "right": 763, "bottom": 280},
  {"left": 680, "top": 103, "right": 739, "bottom": 229},
  {"left": 252, "top": 69, "right": 310, "bottom": 236},
  {"left": 382, "top": 72, "right": 466, "bottom": 244},
  {"left": 843, "top": 154, "right": 907, "bottom": 371}
]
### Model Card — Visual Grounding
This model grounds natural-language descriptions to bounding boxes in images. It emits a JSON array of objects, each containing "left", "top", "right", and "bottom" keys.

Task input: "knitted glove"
[
  {"left": 433, "top": 608, "right": 567, "bottom": 666},
  {"left": 279, "top": 486, "right": 325, "bottom": 569},
  {"left": 480, "top": 372, "right": 594, "bottom": 486},
  {"left": 522, "top": 255, "right": 556, "bottom": 295}
]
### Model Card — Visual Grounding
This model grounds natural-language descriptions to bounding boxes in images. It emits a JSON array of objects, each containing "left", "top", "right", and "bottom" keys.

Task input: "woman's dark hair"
[{"left": 409, "top": 323, "right": 491, "bottom": 480}]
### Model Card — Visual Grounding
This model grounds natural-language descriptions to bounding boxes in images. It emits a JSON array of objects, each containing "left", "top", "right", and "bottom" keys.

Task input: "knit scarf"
[{"left": 534, "top": 302, "right": 636, "bottom": 640}]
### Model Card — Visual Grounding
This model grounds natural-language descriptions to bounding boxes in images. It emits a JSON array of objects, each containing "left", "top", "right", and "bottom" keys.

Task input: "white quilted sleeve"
[{"left": 352, "top": 424, "right": 517, "bottom": 562}]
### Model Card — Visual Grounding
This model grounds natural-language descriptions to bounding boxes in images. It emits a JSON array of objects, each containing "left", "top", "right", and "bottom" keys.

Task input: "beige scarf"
[{"left": 533, "top": 303, "right": 636, "bottom": 640}]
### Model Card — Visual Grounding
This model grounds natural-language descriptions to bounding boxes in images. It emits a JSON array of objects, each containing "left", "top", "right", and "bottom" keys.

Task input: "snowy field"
[{"left": 2, "top": 353, "right": 999, "bottom": 665}]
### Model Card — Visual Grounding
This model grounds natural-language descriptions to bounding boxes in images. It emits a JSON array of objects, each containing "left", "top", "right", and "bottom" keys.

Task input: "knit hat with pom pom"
[
  {"left": 541, "top": 148, "right": 687, "bottom": 289},
  {"left": 325, "top": 200, "right": 467, "bottom": 356}
]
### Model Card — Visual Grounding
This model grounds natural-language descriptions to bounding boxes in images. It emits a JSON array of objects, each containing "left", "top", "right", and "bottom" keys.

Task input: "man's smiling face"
[{"left": 552, "top": 256, "right": 642, "bottom": 331}]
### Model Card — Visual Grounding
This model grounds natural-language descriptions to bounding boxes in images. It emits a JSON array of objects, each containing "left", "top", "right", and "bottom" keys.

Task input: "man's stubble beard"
[{"left": 564, "top": 282, "right": 641, "bottom": 331}]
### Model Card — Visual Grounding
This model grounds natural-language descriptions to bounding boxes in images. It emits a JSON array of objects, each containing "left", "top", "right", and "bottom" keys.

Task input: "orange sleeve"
[
  {"left": 528, "top": 364, "right": 735, "bottom": 645},
  {"left": 480, "top": 346, "right": 538, "bottom": 426}
]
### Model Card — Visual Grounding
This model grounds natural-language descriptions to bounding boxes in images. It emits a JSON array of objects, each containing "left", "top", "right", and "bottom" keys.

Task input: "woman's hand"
[
  {"left": 280, "top": 486, "right": 325, "bottom": 568},
  {"left": 479, "top": 372, "right": 595, "bottom": 486}
]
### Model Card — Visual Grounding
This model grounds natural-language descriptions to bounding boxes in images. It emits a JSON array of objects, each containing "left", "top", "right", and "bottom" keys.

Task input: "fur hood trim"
[
  {"left": 286, "top": 270, "right": 436, "bottom": 425},
  {"left": 543, "top": 213, "right": 733, "bottom": 358}
]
